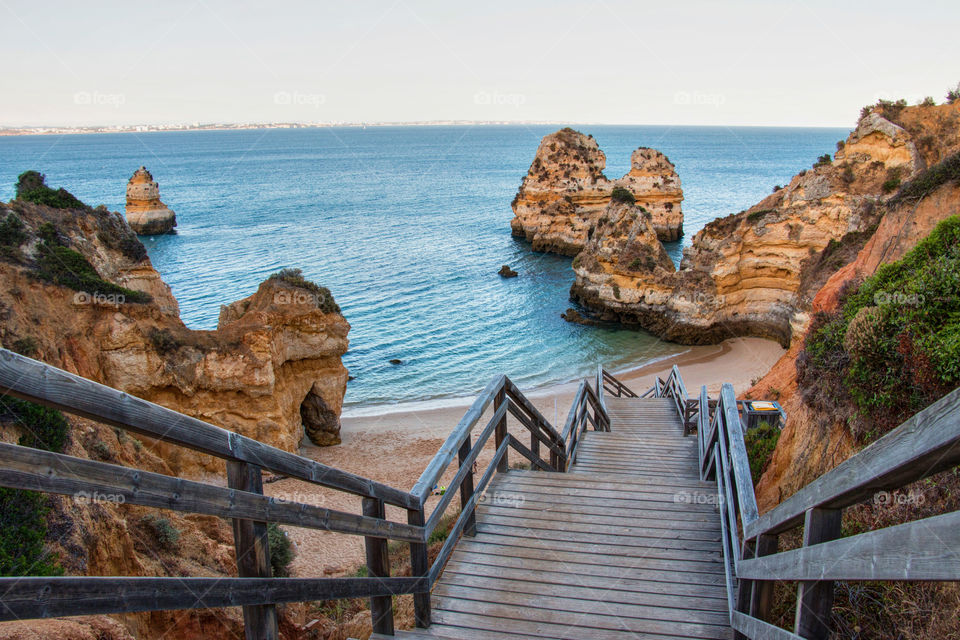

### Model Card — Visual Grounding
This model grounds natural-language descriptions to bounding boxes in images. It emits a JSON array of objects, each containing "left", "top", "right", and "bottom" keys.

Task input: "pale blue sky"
[{"left": 1, "top": 0, "right": 957, "bottom": 127}]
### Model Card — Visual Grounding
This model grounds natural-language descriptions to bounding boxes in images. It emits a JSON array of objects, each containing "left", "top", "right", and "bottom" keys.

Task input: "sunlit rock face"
[{"left": 125, "top": 166, "right": 176, "bottom": 235}]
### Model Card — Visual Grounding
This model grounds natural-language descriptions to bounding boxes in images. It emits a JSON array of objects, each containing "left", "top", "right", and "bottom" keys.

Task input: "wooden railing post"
[
  {"left": 226, "top": 461, "right": 278, "bottom": 640},
  {"left": 458, "top": 436, "right": 477, "bottom": 536},
  {"left": 734, "top": 534, "right": 778, "bottom": 639},
  {"left": 795, "top": 508, "right": 842, "bottom": 639},
  {"left": 362, "top": 497, "right": 394, "bottom": 635},
  {"left": 407, "top": 507, "right": 431, "bottom": 628},
  {"left": 494, "top": 386, "right": 508, "bottom": 472}
]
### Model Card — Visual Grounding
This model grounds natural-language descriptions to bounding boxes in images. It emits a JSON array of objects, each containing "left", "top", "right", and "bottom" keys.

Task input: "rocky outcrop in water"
[
  {"left": 125, "top": 166, "right": 176, "bottom": 235},
  {"left": 569, "top": 102, "right": 960, "bottom": 347},
  {"left": 510, "top": 128, "right": 683, "bottom": 255}
]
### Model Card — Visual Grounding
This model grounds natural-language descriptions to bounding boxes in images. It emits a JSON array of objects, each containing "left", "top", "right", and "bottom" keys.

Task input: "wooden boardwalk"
[{"left": 381, "top": 397, "right": 731, "bottom": 639}]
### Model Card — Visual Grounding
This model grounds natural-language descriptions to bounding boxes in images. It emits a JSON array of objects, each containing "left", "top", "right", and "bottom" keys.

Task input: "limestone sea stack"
[
  {"left": 510, "top": 128, "right": 683, "bottom": 255},
  {"left": 125, "top": 165, "right": 176, "bottom": 234},
  {"left": 617, "top": 148, "right": 684, "bottom": 241},
  {"left": 570, "top": 100, "right": 960, "bottom": 347}
]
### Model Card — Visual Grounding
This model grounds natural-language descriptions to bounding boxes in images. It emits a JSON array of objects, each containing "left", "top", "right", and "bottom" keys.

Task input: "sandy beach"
[{"left": 268, "top": 336, "right": 785, "bottom": 577}]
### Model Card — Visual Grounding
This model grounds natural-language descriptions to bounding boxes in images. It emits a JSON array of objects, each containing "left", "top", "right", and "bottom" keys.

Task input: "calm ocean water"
[{"left": 0, "top": 125, "right": 847, "bottom": 409}]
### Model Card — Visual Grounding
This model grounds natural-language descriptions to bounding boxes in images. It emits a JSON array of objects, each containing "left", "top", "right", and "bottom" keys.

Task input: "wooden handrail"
[
  {"left": 0, "top": 347, "right": 615, "bottom": 637},
  {"left": 600, "top": 368, "right": 638, "bottom": 398},
  {"left": 0, "top": 349, "right": 418, "bottom": 510},
  {"left": 684, "top": 357, "right": 960, "bottom": 638},
  {"left": 745, "top": 387, "right": 960, "bottom": 540}
]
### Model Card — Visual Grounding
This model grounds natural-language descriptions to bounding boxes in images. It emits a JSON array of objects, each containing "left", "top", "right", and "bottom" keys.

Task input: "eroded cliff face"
[
  {"left": 0, "top": 197, "right": 346, "bottom": 638},
  {"left": 0, "top": 199, "right": 350, "bottom": 472},
  {"left": 570, "top": 102, "right": 960, "bottom": 347},
  {"left": 510, "top": 128, "right": 683, "bottom": 255}
]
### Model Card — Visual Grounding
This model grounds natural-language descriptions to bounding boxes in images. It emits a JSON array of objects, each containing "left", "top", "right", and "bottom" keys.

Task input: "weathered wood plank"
[
  {"left": 432, "top": 583, "right": 731, "bottom": 626},
  {"left": 720, "top": 383, "right": 760, "bottom": 528},
  {"left": 0, "top": 576, "right": 426, "bottom": 621},
  {"left": 439, "top": 567, "right": 727, "bottom": 611},
  {"left": 0, "top": 442, "right": 424, "bottom": 542},
  {"left": 731, "top": 612, "right": 802, "bottom": 640},
  {"left": 227, "top": 461, "right": 278, "bottom": 640},
  {"left": 362, "top": 497, "right": 393, "bottom": 635},
  {"left": 746, "top": 386, "right": 960, "bottom": 540},
  {"left": 739, "top": 510, "right": 960, "bottom": 581},
  {"left": 442, "top": 561, "right": 728, "bottom": 599},
  {"left": 794, "top": 508, "right": 841, "bottom": 639},
  {"left": 0, "top": 349, "right": 418, "bottom": 509}
]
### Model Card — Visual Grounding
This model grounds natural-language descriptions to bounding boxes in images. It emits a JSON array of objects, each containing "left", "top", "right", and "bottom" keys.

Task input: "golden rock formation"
[{"left": 125, "top": 166, "right": 176, "bottom": 235}]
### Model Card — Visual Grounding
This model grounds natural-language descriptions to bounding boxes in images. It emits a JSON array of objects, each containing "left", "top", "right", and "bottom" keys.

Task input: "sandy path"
[{"left": 266, "top": 336, "right": 784, "bottom": 577}]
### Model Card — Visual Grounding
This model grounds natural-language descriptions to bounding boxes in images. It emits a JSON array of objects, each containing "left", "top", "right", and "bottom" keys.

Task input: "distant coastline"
[{"left": 0, "top": 120, "right": 575, "bottom": 137}]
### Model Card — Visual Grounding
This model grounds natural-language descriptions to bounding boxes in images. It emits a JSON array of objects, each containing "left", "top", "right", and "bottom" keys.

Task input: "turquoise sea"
[{"left": 0, "top": 125, "right": 848, "bottom": 409}]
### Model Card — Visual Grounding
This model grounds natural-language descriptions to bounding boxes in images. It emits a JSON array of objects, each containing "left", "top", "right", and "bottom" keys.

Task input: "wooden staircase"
[{"left": 378, "top": 397, "right": 730, "bottom": 639}]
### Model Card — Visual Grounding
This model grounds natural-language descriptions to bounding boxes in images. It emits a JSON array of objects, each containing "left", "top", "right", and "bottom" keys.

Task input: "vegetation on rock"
[
  {"left": 0, "top": 399, "right": 69, "bottom": 576},
  {"left": 743, "top": 422, "right": 780, "bottom": 484},
  {"left": 15, "top": 171, "right": 89, "bottom": 210},
  {"left": 34, "top": 227, "right": 152, "bottom": 304},
  {"left": 798, "top": 215, "right": 960, "bottom": 442},
  {"left": 268, "top": 268, "right": 340, "bottom": 313},
  {"left": 267, "top": 522, "right": 295, "bottom": 577},
  {"left": 610, "top": 186, "right": 635, "bottom": 204}
]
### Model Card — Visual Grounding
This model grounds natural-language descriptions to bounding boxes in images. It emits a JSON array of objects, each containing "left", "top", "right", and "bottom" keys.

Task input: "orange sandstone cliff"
[{"left": 570, "top": 102, "right": 960, "bottom": 347}]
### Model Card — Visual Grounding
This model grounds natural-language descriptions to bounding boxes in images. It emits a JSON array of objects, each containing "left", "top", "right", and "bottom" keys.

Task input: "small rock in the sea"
[
  {"left": 125, "top": 166, "right": 177, "bottom": 235},
  {"left": 561, "top": 308, "right": 601, "bottom": 326},
  {"left": 347, "top": 375, "right": 355, "bottom": 381},
  {"left": 498, "top": 264, "right": 518, "bottom": 278},
  {"left": 389, "top": 358, "right": 403, "bottom": 365}
]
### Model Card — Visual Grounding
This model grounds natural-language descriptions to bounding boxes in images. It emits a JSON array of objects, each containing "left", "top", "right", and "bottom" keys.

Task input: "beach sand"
[{"left": 267, "top": 336, "right": 785, "bottom": 577}]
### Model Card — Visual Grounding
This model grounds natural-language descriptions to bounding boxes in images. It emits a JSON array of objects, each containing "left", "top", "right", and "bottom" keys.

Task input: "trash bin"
[{"left": 738, "top": 400, "right": 785, "bottom": 431}]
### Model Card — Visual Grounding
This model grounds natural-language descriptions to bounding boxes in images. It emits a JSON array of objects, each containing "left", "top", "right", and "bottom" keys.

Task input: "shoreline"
[
  {"left": 280, "top": 336, "right": 784, "bottom": 577},
  {"left": 341, "top": 336, "right": 783, "bottom": 436}
]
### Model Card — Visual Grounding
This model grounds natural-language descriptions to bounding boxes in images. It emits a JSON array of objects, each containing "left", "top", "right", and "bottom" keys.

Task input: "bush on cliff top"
[
  {"left": 797, "top": 215, "right": 960, "bottom": 442},
  {"left": 889, "top": 151, "right": 960, "bottom": 206},
  {"left": 15, "top": 171, "right": 89, "bottom": 211},
  {"left": 34, "top": 229, "right": 152, "bottom": 304},
  {"left": 268, "top": 268, "right": 340, "bottom": 314}
]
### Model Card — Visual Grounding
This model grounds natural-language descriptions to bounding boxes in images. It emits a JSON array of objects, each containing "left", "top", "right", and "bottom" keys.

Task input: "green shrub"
[
  {"left": 35, "top": 239, "right": 151, "bottom": 304},
  {"left": 15, "top": 171, "right": 89, "bottom": 210},
  {"left": 946, "top": 83, "right": 960, "bottom": 104},
  {"left": 267, "top": 522, "right": 295, "bottom": 577},
  {"left": 2, "top": 398, "right": 69, "bottom": 454},
  {"left": 882, "top": 166, "right": 903, "bottom": 194},
  {"left": 610, "top": 187, "right": 635, "bottom": 204},
  {"left": 142, "top": 515, "right": 180, "bottom": 551},
  {"left": 744, "top": 422, "right": 780, "bottom": 484},
  {"left": 814, "top": 154, "right": 832, "bottom": 168},
  {"left": 889, "top": 151, "right": 960, "bottom": 205},
  {"left": 920, "top": 96, "right": 936, "bottom": 107},
  {"left": 147, "top": 328, "right": 181, "bottom": 355},
  {"left": 747, "top": 209, "right": 774, "bottom": 223},
  {"left": 0, "top": 214, "right": 27, "bottom": 247},
  {"left": 0, "top": 488, "right": 62, "bottom": 576},
  {"left": 797, "top": 216, "right": 960, "bottom": 442},
  {"left": 11, "top": 337, "right": 38, "bottom": 357},
  {"left": 268, "top": 268, "right": 340, "bottom": 314}
]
